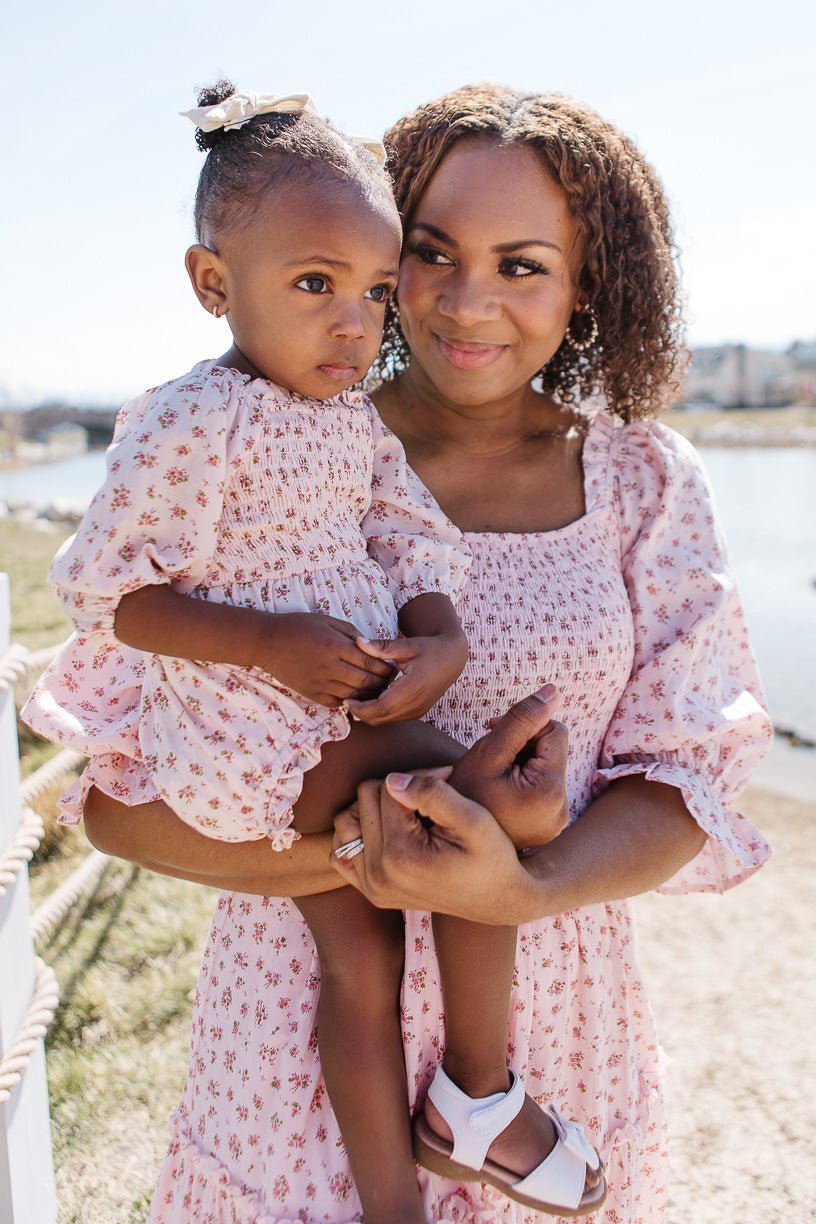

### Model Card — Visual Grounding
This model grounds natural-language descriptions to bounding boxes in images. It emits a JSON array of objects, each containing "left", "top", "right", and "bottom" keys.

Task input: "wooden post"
[{"left": 0, "top": 574, "right": 57, "bottom": 1222}]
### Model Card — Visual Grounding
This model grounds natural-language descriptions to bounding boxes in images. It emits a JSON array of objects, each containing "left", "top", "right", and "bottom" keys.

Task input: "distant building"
[
  {"left": 681, "top": 344, "right": 796, "bottom": 408},
  {"left": 38, "top": 422, "right": 88, "bottom": 458},
  {"left": 780, "top": 342, "right": 816, "bottom": 406}
]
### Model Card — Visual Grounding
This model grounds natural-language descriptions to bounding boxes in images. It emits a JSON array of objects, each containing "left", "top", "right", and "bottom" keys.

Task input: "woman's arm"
[
  {"left": 84, "top": 786, "right": 345, "bottom": 897},
  {"left": 520, "top": 774, "right": 707, "bottom": 914},
  {"left": 331, "top": 770, "right": 706, "bottom": 926}
]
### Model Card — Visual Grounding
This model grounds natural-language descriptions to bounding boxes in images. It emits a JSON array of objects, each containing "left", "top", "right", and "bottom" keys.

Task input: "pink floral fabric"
[
  {"left": 22, "top": 360, "right": 469, "bottom": 846},
  {"left": 146, "top": 411, "right": 771, "bottom": 1222}
]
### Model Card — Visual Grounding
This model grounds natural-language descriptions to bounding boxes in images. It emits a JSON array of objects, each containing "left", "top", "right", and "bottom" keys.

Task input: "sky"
[{"left": 4, "top": 0, "right": 815, "bottom": 405}]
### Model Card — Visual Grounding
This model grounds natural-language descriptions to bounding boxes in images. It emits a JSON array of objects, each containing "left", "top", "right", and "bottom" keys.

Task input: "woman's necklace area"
[{"left": 415, "top": 413, "right": 589, "bottom": 460}]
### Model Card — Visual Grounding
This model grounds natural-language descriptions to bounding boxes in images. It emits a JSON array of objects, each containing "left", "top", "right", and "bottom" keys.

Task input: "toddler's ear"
[{"left": 185, "top": 244, "right": 228, "bottom": 317}]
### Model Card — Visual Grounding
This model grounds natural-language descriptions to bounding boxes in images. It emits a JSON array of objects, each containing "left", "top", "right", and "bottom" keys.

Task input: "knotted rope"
[
  {"left": 0, "top": 637, "right": 104, "bottom": 1108},
  {"left": 0, "top": 958, "right": 60, "bottom": 1104}
]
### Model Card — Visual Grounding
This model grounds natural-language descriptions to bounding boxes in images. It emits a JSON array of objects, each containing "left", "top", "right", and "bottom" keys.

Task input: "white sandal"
[{"left": 412, "top": 1066, "right": 607, "bottom": 1217}]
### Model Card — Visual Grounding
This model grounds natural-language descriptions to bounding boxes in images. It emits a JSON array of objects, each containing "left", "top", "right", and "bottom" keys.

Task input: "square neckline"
[{"left": 461, "top": 410, "right": 614, "bottom": 542}]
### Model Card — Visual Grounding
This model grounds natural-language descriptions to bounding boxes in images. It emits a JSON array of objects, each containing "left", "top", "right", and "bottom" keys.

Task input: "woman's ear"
[{"left": 185, "top": 245, "right": 229, "bottom": 317}]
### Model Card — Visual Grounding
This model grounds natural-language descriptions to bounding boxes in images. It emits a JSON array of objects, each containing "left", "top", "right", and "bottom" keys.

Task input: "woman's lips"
[{"left": 435, "top": 334, "right": 506, "bottom": 370}]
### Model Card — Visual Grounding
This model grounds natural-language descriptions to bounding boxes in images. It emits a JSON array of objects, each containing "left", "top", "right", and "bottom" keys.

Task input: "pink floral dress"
[
  {"left": 22, "top": 360, "right": 469, "bottom": 844},
  {"left": 144, "top": 411, "right": 771, "bottom": 1223}
]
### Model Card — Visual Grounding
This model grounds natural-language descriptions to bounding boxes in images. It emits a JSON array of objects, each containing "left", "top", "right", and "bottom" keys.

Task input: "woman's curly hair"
[{"left": 372, "top": 84, "right": 687, "bottom": 420}]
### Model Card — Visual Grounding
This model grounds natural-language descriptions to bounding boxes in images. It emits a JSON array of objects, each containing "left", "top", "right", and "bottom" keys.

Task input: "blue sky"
[{"left": 4, "top": 0, "right": 814, "bottom": 404}]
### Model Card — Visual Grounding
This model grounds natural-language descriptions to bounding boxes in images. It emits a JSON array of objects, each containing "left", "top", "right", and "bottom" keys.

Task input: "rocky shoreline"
[{"left": 671, "top": 421, "right": 816, "bottom": 447}]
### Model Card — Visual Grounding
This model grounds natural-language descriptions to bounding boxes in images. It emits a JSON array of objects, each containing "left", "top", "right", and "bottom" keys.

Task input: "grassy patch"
[
  {"left": 1, "top": 516, "right": 217, "bottom": 1220},
  {"left": 38, "top": 842, "right": 217, "bottom": 1222},
  {"left": 0, "top": 518, "right": 71, "bottom": 650}
]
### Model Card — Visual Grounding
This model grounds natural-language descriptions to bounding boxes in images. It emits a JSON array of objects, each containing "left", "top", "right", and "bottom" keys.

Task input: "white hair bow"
[{"left": 180, "top": 91, "right": 386, "bottom": 165}]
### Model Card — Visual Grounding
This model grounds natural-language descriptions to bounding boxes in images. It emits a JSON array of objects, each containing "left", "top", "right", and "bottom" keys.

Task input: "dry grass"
[
  {"left": 666, "top": 404, "right": 816, "bottom": 430},
  {"left": 31, "top": 836, "right": 217, "bottom": 1224},
  {"left": 664, "top": 403, "right": 816, "bottom": 443}
]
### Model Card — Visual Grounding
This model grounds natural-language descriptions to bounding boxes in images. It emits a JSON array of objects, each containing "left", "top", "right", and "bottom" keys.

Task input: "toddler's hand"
[
  {"left": 252, "top": 612, "right": 394, "bottom": 707},
  {"left": 344, "top": 631, "right": 468, "bottom": 724}
]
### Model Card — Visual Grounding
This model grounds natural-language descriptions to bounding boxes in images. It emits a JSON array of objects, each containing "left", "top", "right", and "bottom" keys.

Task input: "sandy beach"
[{"left": 635, "top": 783, "right": 816, "bottom": 1223}]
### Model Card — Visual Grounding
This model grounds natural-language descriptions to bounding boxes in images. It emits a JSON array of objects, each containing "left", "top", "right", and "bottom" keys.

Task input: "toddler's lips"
[
  {"left": 319, "top": 363, "right": 357, "bottom": 381},
  {"left": 435, "top": 334, "right": 507, "bottom": 370}
]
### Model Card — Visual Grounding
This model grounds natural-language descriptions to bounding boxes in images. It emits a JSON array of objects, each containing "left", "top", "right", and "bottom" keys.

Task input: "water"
[
  {"left": 0, "top": 450, "right": 109, "bottom": 513},
  {"left": 699, "top": 447, "right": 816, "bottom": 745},
  {"left": 2, "top": 444, "right": 814, "bottom": 742}
]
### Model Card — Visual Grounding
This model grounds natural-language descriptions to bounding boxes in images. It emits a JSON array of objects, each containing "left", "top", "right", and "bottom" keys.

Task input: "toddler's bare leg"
[
  {"left": 294, "top": 889, "right": 424, "bottom": 1224},
  {"left": 292, "top": 718, "right": 463, "bottom": 836},
  {"left": 292, "top": 720, "right": 462, "bottom": 1223}
]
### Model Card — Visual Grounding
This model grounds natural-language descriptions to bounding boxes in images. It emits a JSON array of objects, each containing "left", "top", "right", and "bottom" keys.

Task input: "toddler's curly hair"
[
  {"left": 373, "top": 84, "right": 687, "bottom": 419},
  {"left": 191, "top": 80, "right": 395, "bottom": 243}
]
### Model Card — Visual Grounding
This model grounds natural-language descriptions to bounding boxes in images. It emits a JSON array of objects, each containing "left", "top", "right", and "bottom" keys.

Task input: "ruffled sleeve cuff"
[
  {"left": 388, "top": 568, "right": 472, "bottom": 612},
  {"left": 593, "top": 754, "right": 772, "bottom": 894}
]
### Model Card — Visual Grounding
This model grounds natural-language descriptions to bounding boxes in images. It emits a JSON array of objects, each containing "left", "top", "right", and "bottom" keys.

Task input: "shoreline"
[{"left": 750, "top": 736, "right": 815, "bottom": 804}]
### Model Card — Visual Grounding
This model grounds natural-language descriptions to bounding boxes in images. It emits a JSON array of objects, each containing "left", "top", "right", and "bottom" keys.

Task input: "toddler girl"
[{"left": 23, "top": 84, "right": 604, "bottom": 1222}]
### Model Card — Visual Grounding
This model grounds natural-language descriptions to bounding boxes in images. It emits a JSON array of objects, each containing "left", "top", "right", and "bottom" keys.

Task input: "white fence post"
[{"left": 0, "top": 574, "right": 57, "bottom": 1223}]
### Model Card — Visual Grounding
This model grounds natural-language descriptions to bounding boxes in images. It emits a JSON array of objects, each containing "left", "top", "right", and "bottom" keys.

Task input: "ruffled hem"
[
  {"left": 594, "top": 757, "right": 771, "bottom": 894},
  {"left": 57, "top": 753, "right": 161, "bottom": 823},
  {"left": 149, "top": 1126, "right": 312, "bottom": 1223},
  {"left": 257, "top": 709, "right": 350, "bottom": 849},
  {"left": 55, "top": 705, "right": 348, "bottom": 849},
  {"left": 149, "top": 1088, "right": 664, "bottom": 1224}
]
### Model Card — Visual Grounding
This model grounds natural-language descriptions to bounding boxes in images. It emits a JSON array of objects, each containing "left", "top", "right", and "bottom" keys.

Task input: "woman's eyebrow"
[
  {"left": 409, "top": 222, "right": 458, "bottom": 246},
  {"left": 492, "top": 238, "right": 563, "bottom": 255},
  {"left": 409, "top": 222, "right": 561, "bottom": 255}
]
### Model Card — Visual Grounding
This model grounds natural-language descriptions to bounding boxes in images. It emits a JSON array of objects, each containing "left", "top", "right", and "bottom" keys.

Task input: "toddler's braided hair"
[
  {"left": 373, "top": 84, "right": 687, "bottom": 420},
  {"left": 191, "top": 79, "right": 394, "bottom": 242}
]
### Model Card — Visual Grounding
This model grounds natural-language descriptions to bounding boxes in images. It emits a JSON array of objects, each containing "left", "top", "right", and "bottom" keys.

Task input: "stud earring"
[{"left": 565, "top": 309, "right": 599, "bottom": 352}]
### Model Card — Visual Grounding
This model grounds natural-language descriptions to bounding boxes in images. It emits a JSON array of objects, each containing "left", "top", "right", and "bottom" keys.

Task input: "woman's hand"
[
  {"left": 252, "top": 612, "right": 394, "bottom": 707},
  {"left": 344, "top": 630, "right": 468, "bottom": 723},
  {"left": 331, "top": 689, "right": 569, "bottom": 921},
  {"left": 450, "top": 685, "right": 569, "bottom": 848},
  {"left": 332, "top": 771, "right": 538, "bottom": 924}
]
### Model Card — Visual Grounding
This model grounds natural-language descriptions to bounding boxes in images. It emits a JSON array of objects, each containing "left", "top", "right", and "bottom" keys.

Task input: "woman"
[{"left": 85, "top": 85, "right": 771, "bottom": 1221}]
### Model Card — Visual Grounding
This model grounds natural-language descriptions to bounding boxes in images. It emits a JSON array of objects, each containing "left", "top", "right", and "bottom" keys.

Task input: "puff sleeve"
[
  {"left": 360, "top": 401, "right": 471, "bottom": 608},
  {"left": 49, "top": 365, "right": 262, "bottom": 634},
  {"left": 593, "top": 420, "right": 772, "bottom": 893}
]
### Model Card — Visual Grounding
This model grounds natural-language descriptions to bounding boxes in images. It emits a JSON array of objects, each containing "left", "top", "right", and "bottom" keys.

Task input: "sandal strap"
[
  {"left": 513, "top": 1106, "right": 601, "bottom": 1212},
  {"left": 426, "top": 1066, "right": 525, "bottom": 1170}
]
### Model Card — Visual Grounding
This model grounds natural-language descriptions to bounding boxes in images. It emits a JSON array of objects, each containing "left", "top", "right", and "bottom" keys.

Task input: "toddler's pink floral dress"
[
  {"left": 141, "top": 410, "right": 771, "bottom": 1223},
  {"left": 22, "top": 360, "right": 469, "bottom": 843}
]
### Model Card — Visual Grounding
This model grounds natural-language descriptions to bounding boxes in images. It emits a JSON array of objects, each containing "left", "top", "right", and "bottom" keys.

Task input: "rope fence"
[
  {"left": 0, "top": 610, "right": 105, "bottom": 1221},
  {"left": 0, "top": 805, "right": 45, "bottom": 897},
  {"left": 0, "top": 958, "right": 60, "bottom": 1105}
]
